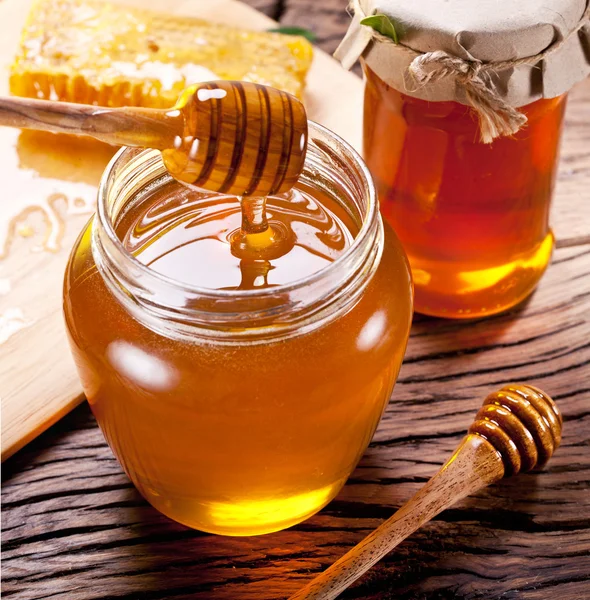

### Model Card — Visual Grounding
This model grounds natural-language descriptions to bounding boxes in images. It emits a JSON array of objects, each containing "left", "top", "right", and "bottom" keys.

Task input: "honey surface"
[
  {"left": 364, "top": 66, "right": 565, "bottom": 318},
  {"left": 63, "top": 179, "right": 413, "bottom": 535},
  {"left": 119, "top": 182, "right": 355, "bottom": 290}
]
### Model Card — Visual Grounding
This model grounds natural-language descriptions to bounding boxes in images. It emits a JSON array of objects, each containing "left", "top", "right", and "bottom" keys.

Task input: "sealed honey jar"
[
  {"left": 63, "top": 122, "right": 413, "bottom": 536},
  {"left": 336, "top": 0, "right": 590, "bottom": 318}
]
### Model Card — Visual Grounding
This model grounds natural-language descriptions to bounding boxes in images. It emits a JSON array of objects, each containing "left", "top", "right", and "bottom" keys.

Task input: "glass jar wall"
[
  {"left": 63, "top": 122, "right": 413, "bottom": 536},
  {"left": 363, "top": 63, "right": 567, "bottom": 318}
]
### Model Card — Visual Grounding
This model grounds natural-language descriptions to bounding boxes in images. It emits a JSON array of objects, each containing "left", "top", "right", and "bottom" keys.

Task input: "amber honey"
[
  {"left": 363, "top": 65, "right": 566, "bottom": 318},
  {"left": 63, "top": 128, "right": 413, "bottom": 536},
  {"left": 118, "top": 183, "right": 355, "bottom": 290}
]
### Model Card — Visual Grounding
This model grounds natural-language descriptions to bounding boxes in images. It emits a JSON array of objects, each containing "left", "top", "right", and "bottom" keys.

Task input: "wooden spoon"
[
  {"left": 289, "top": 383, "right": 562, "bottom": 600},
  {"left": 0, "top": 81, "right": 308, "bottom": 197}
]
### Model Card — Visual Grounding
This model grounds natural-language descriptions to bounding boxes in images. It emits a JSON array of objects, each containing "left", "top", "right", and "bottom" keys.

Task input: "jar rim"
[
  {"left": 96, "top": 120, "right": 377, "bottom": 300},
  {"left": 93, "top": 119, "right": 383, "bottom": 341}
]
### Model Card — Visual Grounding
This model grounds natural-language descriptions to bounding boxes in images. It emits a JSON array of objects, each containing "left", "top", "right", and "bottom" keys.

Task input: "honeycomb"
[{"left": 10, "top": 0, "right": 313, "bottom": 107}]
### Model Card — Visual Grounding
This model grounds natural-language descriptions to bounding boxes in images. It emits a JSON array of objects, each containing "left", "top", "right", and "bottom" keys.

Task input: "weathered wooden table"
[{"left": 2, "top": 1, "right": 589, "bottom": 598}]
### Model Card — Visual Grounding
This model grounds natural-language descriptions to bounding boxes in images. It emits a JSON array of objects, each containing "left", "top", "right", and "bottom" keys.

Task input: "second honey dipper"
[
  {"left": 290, "top": 384, "right": 562, "bottom": 600},
  {"left": 0, "top": 80, "right": 308, "bottom": 197}
]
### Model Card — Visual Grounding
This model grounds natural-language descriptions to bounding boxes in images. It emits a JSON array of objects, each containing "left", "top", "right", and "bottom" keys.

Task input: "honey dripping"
[{"left": 229, "top": 196, "right": 296, "bottom": 289}]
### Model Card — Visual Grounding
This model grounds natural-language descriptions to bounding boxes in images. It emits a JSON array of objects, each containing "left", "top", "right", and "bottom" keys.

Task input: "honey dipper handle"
[
  {"left": 289, "top": 435, "right": 504, "bottom": 600},
  {"left": 0, "top": 96, "right": 181, "bottom": 149}
]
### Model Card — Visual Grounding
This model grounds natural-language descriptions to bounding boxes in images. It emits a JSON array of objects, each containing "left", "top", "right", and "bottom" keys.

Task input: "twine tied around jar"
[{"left": 342, "top": 0, "right": 590, "bottom": 143}]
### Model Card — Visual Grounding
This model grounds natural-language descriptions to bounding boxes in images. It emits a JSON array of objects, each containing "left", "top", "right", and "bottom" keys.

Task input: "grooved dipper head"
[{"left": 469, "top": 384, "right": 562, "bottom": 477}]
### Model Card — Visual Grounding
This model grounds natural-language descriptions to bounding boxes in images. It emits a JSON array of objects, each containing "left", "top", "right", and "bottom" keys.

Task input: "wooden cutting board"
[{"left": 0, "top": 0, "right": 364, "bottom": 460}]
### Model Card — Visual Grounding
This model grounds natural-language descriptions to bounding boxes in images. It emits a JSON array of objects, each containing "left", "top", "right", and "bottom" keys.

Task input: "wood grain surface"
[{"left": 2, "top": 1, "right": 590, "bottom": 599}]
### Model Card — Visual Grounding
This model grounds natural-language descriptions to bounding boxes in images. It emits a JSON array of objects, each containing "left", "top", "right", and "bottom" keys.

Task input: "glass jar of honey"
[
  {"left": 363, "top": 65, "right": 567, "bottom": 318},
  {"left": 63, "top": 122, "right": 413, "bottom": 536},
  {"left": 336, "top": 0, "right": 590, "bottom": 318}
]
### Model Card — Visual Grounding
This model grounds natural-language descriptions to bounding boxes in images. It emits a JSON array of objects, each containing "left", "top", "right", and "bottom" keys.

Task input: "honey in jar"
[
  {"left": 63, "top": 123, "right": 413, "bottom": 536},
  {"left": 364, "top": 66, "right": 566, "bottom": 318},
  {"left": 336, "top": 0, "right": 590, "bottom": 318}
]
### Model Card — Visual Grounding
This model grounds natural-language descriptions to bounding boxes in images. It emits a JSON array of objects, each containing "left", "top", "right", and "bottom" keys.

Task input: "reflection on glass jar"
[
  {"left": 363, "top": 63, "right": 566, "bottom": 319},
  {"left": 63, "top": 122, "right": 413, "bottom": 536}
]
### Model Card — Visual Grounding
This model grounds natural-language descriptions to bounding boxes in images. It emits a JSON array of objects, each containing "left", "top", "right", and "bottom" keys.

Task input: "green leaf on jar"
[
  {"left": 360, "top": 14, "right": 398, "bottom": 43},
  {"left": 267, "top": 26, "right": 317, "bottom": 42}
]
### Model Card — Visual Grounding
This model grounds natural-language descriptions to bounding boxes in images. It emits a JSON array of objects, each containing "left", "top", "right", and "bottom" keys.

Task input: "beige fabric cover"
[{"left": 335, "top": 0, "right": 590, "bottom": 107}]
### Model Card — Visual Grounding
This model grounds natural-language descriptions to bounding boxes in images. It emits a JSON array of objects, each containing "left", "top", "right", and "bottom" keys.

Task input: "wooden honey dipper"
[
  {"left": 0, "top": 81, "right": 308, "bottom": 197},
  {"left": 290, "top": 383, "right": 562, "bottom": 600}
]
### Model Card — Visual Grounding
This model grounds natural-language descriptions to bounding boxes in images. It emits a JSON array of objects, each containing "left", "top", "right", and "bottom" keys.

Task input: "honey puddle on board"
[
  {"left": 0, "top": 129, "right": 115, "bottom": 346},
  {"left": 0, "top": 129, "right": 115, "bottom": 259}
]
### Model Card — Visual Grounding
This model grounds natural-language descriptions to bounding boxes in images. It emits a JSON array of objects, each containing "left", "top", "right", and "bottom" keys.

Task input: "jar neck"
[{"left": 93, "top": 121, "right": 382, "bottom": 343}]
